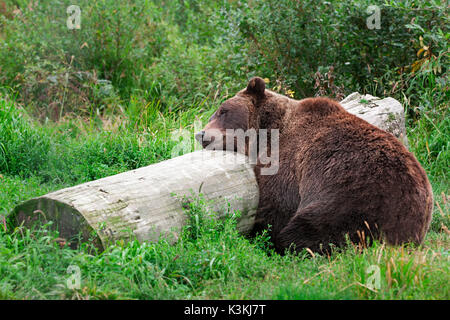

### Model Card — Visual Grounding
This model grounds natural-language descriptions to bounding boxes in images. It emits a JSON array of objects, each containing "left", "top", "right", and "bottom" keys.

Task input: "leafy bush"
[
  {"left": 238, "top": 0, "right": 448, "bottom": 107},
  {"left": 0, "top": 0, "right": 167, "bottom": 118}
]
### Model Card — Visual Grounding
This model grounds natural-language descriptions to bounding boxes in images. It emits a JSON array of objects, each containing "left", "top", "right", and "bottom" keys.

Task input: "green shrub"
[
  {"left": 238, "top": 0, "right": 448, "bottom": 107},
  {"left": 0, "top": 0, "right": 167, "bottom": 118}
]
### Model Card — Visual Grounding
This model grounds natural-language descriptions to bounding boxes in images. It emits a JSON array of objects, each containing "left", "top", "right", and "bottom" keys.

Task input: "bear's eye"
[{"left": 219, "top": 108, "right": 228, "bottom": 116}]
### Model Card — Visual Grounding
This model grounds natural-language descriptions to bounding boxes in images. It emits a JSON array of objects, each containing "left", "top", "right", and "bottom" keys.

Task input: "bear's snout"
[
  {"left": 195, "top": 129, "right": 224, "bottom": 149},
  {"left": 194, "top": 131, "right": 205, "bottom": 143},
  {"left": 195, "top": 130, "right": 216, "bottom": 149}
]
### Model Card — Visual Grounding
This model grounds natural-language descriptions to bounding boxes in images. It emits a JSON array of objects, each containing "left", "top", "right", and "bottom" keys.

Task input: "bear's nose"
[{"left": 195, "top": 131, "right": 205, "bottom": 142}]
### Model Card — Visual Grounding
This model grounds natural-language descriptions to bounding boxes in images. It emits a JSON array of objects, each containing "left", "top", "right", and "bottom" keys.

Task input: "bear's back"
[{"left": 280, "top": 97, "right": 433, "bottom": 244}]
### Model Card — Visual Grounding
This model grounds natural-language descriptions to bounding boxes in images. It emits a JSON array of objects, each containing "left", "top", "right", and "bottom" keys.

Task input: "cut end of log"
[{"left": 10, "top": 197, "right": 103, "bottom": 250}]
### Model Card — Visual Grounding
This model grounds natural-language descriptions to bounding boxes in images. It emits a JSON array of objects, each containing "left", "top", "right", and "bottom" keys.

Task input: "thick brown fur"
[{"left": 197, "top": 77, "right": 433, "bottom": 254}]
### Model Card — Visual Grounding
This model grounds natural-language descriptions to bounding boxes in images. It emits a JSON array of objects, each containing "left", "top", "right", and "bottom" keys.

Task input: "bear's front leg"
[{"left": 250, "top": 199, "right": 297, "bottom": 250}]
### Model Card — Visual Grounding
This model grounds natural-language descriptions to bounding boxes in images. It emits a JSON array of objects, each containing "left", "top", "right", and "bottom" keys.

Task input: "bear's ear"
[{"left": 245, "top": 77, "right": 266, "bottom": 99}]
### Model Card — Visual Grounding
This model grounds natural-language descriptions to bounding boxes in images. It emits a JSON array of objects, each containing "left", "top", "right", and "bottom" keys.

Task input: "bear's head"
[{"left": 195, "top": 77, "right": 285, "bottom": 155}]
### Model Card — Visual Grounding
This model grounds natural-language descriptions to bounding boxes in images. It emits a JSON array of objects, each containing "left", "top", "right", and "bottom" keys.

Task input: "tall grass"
[{"left": 0, "top": 94, "right": 215, "bottom": 184}]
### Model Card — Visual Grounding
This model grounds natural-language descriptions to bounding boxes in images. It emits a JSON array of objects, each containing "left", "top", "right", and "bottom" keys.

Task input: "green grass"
[
  {"left": 0, "top": 194, "right": 448, "bottom": 300},
  {"left": 0, "top": 95, "right": 215, "bottom": 185}
]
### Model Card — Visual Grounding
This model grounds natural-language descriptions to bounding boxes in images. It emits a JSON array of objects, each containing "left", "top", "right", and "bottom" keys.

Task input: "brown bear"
[{"left": 195, "top": 77, "right": 433, "bottom": 254}]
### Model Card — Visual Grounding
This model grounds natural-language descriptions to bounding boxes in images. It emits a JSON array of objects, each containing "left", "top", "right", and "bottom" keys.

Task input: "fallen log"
[
  {"left": 8, "top": 93, "right": 407, "bottom": 249},
  {"left": 341, "top": 92, "right": 408, "bottom": 147},
  {"left": 9, "top": 151, "right": 259, "bottom": 249}
]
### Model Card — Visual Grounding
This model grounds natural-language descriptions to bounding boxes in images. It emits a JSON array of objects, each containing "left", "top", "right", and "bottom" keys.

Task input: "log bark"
[
  {"left": 10, "top": 151, "right": 259, "bottom": 249},
  {"left": 9, "top": 93, "right": 407, "bottom": 250}
]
